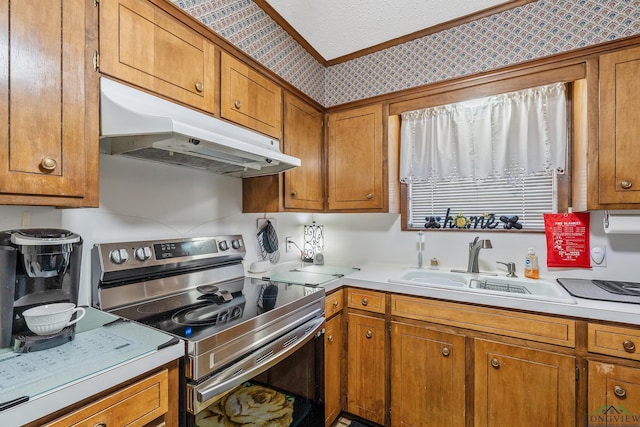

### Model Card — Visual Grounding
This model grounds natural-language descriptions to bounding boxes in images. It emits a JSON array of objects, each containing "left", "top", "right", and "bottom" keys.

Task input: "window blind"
[{"left": 408, "top": 173, "right": 557, "bottom": 231}]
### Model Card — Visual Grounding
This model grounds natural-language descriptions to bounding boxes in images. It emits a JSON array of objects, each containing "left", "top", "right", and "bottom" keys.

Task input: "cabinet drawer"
[
  {"left": 391, "top": 295, "right": 575, "bottom": 347},
  {"left": 347, "top": 288, "right": 385, "bottom": 314},
  {"left": 325, "top": 289, "right": 344, "bottom": 318},
  {"left": 588, "top": 323, "right": 640, "bottom": 361},
  {"left": 45, "top": 369, "right": 168, "bottom": 427}
]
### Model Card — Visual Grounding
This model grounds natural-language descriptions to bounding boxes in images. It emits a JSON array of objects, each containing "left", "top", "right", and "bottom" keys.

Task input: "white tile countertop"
[
  {"left": 0, "top": 307, "right": 184, "bottom": 426},
  {"left": 315, "top": 262, "right": 640, "bottom": 325}
]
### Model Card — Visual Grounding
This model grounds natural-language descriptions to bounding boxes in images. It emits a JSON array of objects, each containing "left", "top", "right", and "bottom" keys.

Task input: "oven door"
[{"left": 187, "top": 316, "right": 325, "bottom": 427}]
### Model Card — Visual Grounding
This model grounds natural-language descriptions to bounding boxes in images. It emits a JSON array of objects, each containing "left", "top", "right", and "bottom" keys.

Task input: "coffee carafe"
[{"left": 0, "top": 228, "right": 83, "bottom": 352}]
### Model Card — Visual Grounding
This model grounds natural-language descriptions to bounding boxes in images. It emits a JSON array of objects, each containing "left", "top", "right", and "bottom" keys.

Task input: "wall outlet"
[{"left": 285, "top": 236, "right": 294, "bottom": 253}]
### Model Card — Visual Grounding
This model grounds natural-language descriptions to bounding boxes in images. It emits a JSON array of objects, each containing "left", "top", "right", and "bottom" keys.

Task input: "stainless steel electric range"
[{"left": 92, "top": 235, "right": 326, "bottom": 427}]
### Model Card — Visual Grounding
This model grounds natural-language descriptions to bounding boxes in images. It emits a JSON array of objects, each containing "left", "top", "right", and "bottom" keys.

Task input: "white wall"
[{"left": 1, "top": 155, "right": 639, "bottom": 306}]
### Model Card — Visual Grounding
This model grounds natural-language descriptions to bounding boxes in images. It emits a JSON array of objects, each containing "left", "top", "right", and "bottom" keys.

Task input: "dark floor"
[{"left": 330, "top": 416, "right": 373, "bottom": 427}]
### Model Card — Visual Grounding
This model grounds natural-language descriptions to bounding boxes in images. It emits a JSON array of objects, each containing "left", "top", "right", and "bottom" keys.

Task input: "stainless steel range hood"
[{"left": 99, "top": 78, "right": 300, "bottom": 178}]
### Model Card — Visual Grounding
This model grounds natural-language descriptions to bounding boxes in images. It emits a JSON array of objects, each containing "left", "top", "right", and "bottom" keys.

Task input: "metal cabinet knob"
[
  {"left": 361, "top": 298, "right": 368, "bottom": 306},
  {"left": 442, "top": 347, "right": 450, "bottom": 357},
  {"left": 328, "top": 335, "right": 334, "bottom": 343},
  {"left": 333, "top": 301, "right": 339, "bottom": 307},
  {"left": 195, "top": 81, "right": 203, "bottom": 92},
  {"left": 621, "top": 181, "right": 633, "bottom": 190},
  {"left": 490, "top": 358, "right": 500, "bottom": 368},
  {"left": 614, "top": 385, "right": 627, "bottom": 398},
  {"left": 291, "top": 191, "right": 297, "bottom": 198},
  {"left": 40, "top": 157, "right": 57, "bottom": 171},
  {"left": 93, "top": 423, "right": 107, "bottom": 427},
  {"left": 365, "top": 330, "right": 373, "bottom": 339},
  {"left": 623, "top": 340, "right": 636, "bottom": 353},
  {"left": 234, "top": 100, "right": 242, "bottom": 109},
  {"left": 366, "top": 193, "right": 373, "bottom": 200}
]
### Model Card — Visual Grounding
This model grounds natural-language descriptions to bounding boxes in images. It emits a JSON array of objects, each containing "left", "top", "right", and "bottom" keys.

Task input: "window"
[{"left": 400, "top": 83, "right": 569, "bottom": 232}]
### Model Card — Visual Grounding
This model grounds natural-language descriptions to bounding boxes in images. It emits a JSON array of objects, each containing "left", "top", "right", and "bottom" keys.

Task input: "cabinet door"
[
  {"left": 599, "top": 46, "right": 640, "bottom": 204},
  {"left": 0, "top": 0, "right": 98, "bottom": 206},
  {"left": 347, "top": 312, "right": 386, "bottom": 425},
  {"left": 325, "top": 313, "right": 343, "bottom": 427},
  {"left": 99, "top": 0, "right": 217, "bottom": 113},
  {"left": 391, "top": 321, "right": 465, "bottom": 427},
  {"left": 474, "top": 339, "right": 576, "bottom": 427},
  {"left": 220, "top": 51, "right": 282, "bottom": 139},
  {"left": 283, "top": 92, "right": 324, "bottom": 210},
  {"left": 588, "top": 361, "right": 640, "bottom": 423},
  {"left": 327, "top": 104, "right": 384, "bottom": 211}
]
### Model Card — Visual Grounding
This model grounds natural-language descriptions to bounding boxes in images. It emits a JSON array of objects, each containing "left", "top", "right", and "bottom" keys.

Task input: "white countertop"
[
  {"left": 0, "top": 308, "right": 184, "bottom": 426},
  {"left": 321, "top": 262, "right": 640, "bottom": 325}
]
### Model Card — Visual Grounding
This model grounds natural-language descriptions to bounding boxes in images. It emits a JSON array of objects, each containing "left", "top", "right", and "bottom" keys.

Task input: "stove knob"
[
  {"left": 109, "top": 248, "right": 129, "bottom": 264},
  {"left": 218, "top": 240, "right": 229, "bottom": 251},
  {"left": 231, "top": 239, "right": 242, "bottom": 250},
  {"left": 134, "top": 246, "right": 152, "bottom": 261}
]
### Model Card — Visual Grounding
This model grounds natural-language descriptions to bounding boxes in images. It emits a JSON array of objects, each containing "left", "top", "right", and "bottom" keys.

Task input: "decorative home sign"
[
  {"left": 543, "top": 212, "right": 591, "bottom": 268},
  {"left": 423, "top": 208, "right": 523, "bottom": 230}
]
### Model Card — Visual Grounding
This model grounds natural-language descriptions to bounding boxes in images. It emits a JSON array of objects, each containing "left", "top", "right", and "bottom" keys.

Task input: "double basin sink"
[{"left": 388, "top": 269, "right": 577, "bottom": 304}]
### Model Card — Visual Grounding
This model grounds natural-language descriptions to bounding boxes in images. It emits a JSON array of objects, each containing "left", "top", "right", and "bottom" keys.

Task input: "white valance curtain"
[{"left": 399, "top": 83, "right": 567, "bottom": 183}]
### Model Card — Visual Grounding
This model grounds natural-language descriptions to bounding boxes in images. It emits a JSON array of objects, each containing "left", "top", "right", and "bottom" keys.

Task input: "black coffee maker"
[{"left": 0, "top": 228, "right": 83, "bottom": 352}]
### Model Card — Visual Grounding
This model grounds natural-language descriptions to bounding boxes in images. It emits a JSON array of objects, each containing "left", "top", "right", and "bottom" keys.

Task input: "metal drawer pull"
[
  {"left": 621, "top": 181, "right": 633, "bottom": 190},
  {"left": 93, "top": 423, "right": 107, "bottom": 427},
  {"left": 365, "top": 330, "right": 373, "bottom": 339},
  {"left": 195, "top": 81, "right": 203, "bottom": 92},
  {"left": 614, "top": 385, "right": 627, "bottom": 398},
  {"left": 361, "top": 298, "right": 368, "bottom": 306},
  {"left": 623, "top": 340, "right": 636, "bottom": 353},
  {"left": 41, "top": 157, "right": 57, "bottom": 171},
  {"left": 442, "top": 347, "right": 450, "bottom": 357},
  {"left": 333, "top": 301, "right": 339, "bottom": 307},
  {"left": 491, "top": 358, "right": 500, "bottom": 368},
  {"left": 366, "top": 193, "right": 373, "bottom": 199},
  {"left": 234, "top": 100, "right": 242, "bottom": 109},
  {"left": 328, "top": 335, "right": 334, "bottom": 343}
]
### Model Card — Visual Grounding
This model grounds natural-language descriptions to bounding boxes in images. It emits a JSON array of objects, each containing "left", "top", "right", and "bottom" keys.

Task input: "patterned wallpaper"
[{"left": 172, "top": 0, "right": 640, "bottom": 107}]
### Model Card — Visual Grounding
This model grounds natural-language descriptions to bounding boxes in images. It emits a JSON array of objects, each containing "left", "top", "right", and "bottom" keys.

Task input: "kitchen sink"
[
  {"left": 388, "top": 269, "right": 577, "bottom": 304},
  {"left": 388, "top": 269, "right": 468, "bottom": 288}
]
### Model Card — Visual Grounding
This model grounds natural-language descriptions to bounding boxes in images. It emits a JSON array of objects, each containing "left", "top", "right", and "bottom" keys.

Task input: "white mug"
[{"left": 23, "top": 303, "right": 86, "bottom": 336}]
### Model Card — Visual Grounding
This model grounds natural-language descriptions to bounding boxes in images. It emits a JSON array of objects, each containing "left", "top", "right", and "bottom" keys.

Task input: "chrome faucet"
[{"left": 467, "top": 236, "right": 492, "bottom": 273}]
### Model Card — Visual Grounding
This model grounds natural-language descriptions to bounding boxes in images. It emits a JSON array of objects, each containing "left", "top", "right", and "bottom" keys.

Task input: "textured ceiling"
[{"left": 264, "top": 0, "right": 513, "bottom": 60}]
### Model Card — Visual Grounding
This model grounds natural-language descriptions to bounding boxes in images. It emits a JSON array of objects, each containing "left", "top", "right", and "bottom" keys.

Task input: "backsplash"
[{"left": 172, "top": 0, "right": 639, "bottom": 106}]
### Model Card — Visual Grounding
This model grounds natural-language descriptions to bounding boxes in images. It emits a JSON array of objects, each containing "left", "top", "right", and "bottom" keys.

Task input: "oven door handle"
[{"left": 190, "top": 316, "right": 325, "bottom": 410}]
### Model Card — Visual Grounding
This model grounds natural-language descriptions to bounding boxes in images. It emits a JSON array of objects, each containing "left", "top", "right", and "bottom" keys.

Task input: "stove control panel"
[{"left": 95, "top": 235, "right": 246, "bottom": 273}]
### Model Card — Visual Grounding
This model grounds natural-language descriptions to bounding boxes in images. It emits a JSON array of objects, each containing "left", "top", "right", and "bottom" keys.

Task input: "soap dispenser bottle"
[{"left": 524, "top": 248, "right": 539, "bottom": 279}]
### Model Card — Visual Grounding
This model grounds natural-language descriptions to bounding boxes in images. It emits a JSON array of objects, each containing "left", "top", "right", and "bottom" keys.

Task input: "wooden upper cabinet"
[
  {"left": 220, "top": 51, "right": 282, "bottom": 139},
  {"left": 599, "top": 45, "right": 640, "bottom": 204},
  {"left": 99, "top": 0, "right": 217, "bottom": 113},
  {"left": 327, "top": 104, "right": 384, "bottom": 211},
  {"left": 242, "top": 92, "right": 323, "bottom": 212},
  {"left": 0, "top": 0, "right": 98, "bottom": 207},
  {"left": 283, "top": 93, "right": 323, "bottom": 210}
]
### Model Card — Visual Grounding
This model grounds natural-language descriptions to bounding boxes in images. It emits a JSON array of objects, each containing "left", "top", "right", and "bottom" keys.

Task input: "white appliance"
[{"left": 99, "top": 78, "right": 301, "bottom": 178}]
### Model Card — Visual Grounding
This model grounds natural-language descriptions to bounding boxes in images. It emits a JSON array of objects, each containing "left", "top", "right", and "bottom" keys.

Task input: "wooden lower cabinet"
[
  {"left": 474, "top": 339, "right": 576, "bottom": 427},
  {"left": 391, "top": 321, "right": 466, "bottom": 427},
  {"left": 588, "top": 361, "right": 640, "bottom": 425},
  {"left": 325, "top": 312, "right": 344, "bottom": 427},
  {"left": 41, "top": 369, "right": 170, "bottom": 427},
  {"left": 347, "top": 311, "right": 386, "bottom": 425}
]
